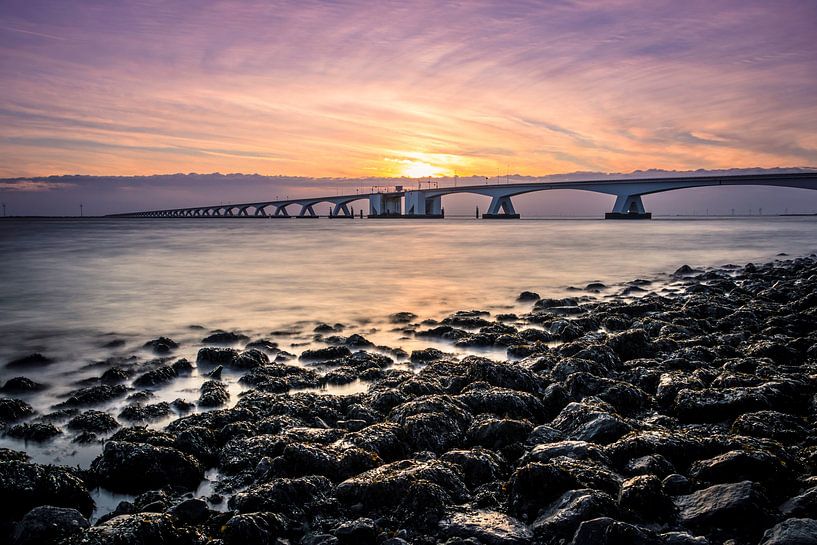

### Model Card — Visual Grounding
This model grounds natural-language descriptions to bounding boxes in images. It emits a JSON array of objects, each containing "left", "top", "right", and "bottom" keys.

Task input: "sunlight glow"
[{"left": 399, "top": 160, "right": 449, "bottom": 178}]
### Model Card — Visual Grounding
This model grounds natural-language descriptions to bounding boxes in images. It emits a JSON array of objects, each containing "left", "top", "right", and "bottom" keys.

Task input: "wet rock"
[
  {"left": 1, "top": 377, "right": 46, "bottom": 394},
  {"left": 61, "top": 513, "right": 201, "bottom": 545},
  {"left": 336, "top": 459, "right": 469, "bottom": 510},
  {"left": 133, "top": 366, "right": 177, "bottom": 387},
  {"left": 675, "top": 480, "right": 773, "bottom": 533},
  {"left": 229, "top": 475, "right": 333, "bottom": 520},
  {"left": 119, "top": 402, "right": 172, "bottom": 422},
  {"left": 571, "top": 517, "right": 660, "bottom": 545},
  {"left": 390, "top": 311, "right": 417, "bottom": 323},
  {"left": 6, "top": 353, "right": 53, "bottom": 369},
  {"left": 410, "top": 347, "right": 449, "bottom": 362},
  {"left": 607, "top": 329, "right": 660, "bottom": 361},
  {"left": 222, "top": 512, "right": 284, "bottom": 545},
  {"left": 389, "top": 395, "right": 473, "bottom": 453},
  {"left": 198, "top": 380, "right": 229, "bottom": 407},
  {"left": 517, "top": 291, "right": 540, "bottom": 302},
  {"left": 440, "top": 448, "right": 509, "bottom": 488},
  {"left": 0, "top": 398, "right": 35, "bottom": 424},
  {"left": 466, "top": 416, "right": 533, "bottom": 450},
  {"left": 202, "top": 330, "right": 250, "bottom": 344},
  {"left": 90, "top": 440, "right": 204, "bottom": 493},
  {"left": 529, "top": 488, "right": 619, "bottom": 545},
  {"left": 171, "top": 359, "right": 193, "bottom": 375},
  {"left": 100, "top": 367, "right": 128, "bottom": 384},
  {"left": 0, "top": 460, "right": 94, "bottom": 519},
  {"left": 619, "top": 474, "right": 675, "bottom": 522},
  {"left": 759, "top": 518, "right": 817, "bottom": 545},
  {"left": 196, "top": 346, "right": 238, "bottom": 366},
  {"left": 781, "top": 487, "right": 817, "bottom": 518},
  {"left": 300, "top": 346, "right": 352, "bottom": 361},
  {"left": 167, "top": 498, "right": 208, "bottom": 524},
  {"left": 231, "top": 348, "right": 270, "bottom": 369},
  {"left": 0, "top": 448, "right": 28, "bottom": 462},
  {"left": 731, "top": 410, "right": 807, "bottom": 441},
  {"left": 443, "top": 310, "right": 492, "bottom": 329},
  {"left": 440, "top": 510, "right": 532, "bottom": 545},
  {"left": 457, "top": 383, "right": 546, "bottom": 421},
  {"left": 524, "top": 441, "right": 609, "bottom": 464},
  {"left": 57, "top": 384, "right": 128, "bottom": 408},
  {"left": 142, "top": 336, "right": 178, "bottom": 354},
  {"left": 12, "top": 505, "right": 89, "bottom": 545},
  {"left": 689, "top": 449, "right": 795, "bottom": 494},
  {"left": 550, "top": 401, "right": 633, "bottom": 445},
  {"left": 674, "top": 264, "right": 701, "bottom": 276},
  {"left": 6, "top": 422, "right": 62, "bottom": 442},
  {"left": 625, "top": 454, "right": 675, "bottom": 478},
  {"left": 333, "top": 517, "right": 377, "bottom": 545}
]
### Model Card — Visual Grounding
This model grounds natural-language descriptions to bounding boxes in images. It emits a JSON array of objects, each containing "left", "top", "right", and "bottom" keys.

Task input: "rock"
[
  {"left": 229, "top": 475, "right": 333, "bottom": 520},
  {"left": 333, "top": 517, "right": 377, "bottom": 545},
  {"left": 618, "top": 474, "right": 675, "bottom": 522},
  {"left": 390, "top": 312, "right": 417, "bottom": 323},
  {"left": 439, "top": 510, "right": 533, "bottom": 545},
  {"left": 517, "top": 291, "right": 540, "bottom": 302},
  {"left": 60, "top": 513, "right": 200, "bottom": 545},
  {"left": 0, "top": 461, "right": 94, "bottom": 519},
  {"left": 196, "top": 347, "right": 238, "bottom": 366},
  {"left": 607, "top": 329, "right": 659, "bottom": 361},
  {"left": 674, "top": 264, "right": 701, "bottom": 276},
  {"left": 6, "top": 354, "right": 53, "bottom": 369},
  {"left": 759, "top": 518, "right": 817, "bottom": 545},
  {"left": 440, "top": 448, "right": 509, "bottom": 488},
  {"left": 133, "top": 366, "right": 177, "bottom": 387},
  {"left": 0, "top": 397, "right": 35, "bottom": 424},
  {"left": 389, "top": 395, "right": 473, "bottom": 453},
  {"left": 300, "top": 346, "right": 352, "bottom": 361},
  {"left": 410, "top": 348, "right": 449, "bottom": 362},
  {"left": 222, "top": 512, "right": 284, "bottom": 545},
  {"left": 731, "top": 410, "right": 807, "bottom": 441},
  {"left": 202, "top": 330, "right": 250, "bottom": 344},
  {"left": 231, "top": 349, "right": 270, "bottom": 369},
  {"left": 119, "top": 402, "right": 172, "bottom": 422},
  {"left": 100, "top": 368, "right": 128, "bottom": 384},
  {"left": 198, "top": 380, "right": 229, "bottom": 407},
  {"left": 167, "top": 498, "right": 208, "bottom": 524},
  {"left": 781, "top": 487, "right": 817, "bottom": 518},
  {"left": 688, "top": 450, "right": 794, "bottom": 492},
  {"left": 550, "top": 401, "right": 632, "bottom": 445},
  {"left": 6, "top": 422, "right": 62, "bottom": 441},
  {"left": 675, "top": 480, "right": 773, "bottom": 533},
  {"left": 12, "top": 506, "right": 89, "bottom": 545},
  {"left": 336, "top": 459, "right": 469, "bottom": 510},
  {"left": 571, "top": 517, "right": 660, "bottom": 545},
  {"left": 530, "top": 489, "right": 619, "bottom": 545},
  {"left": 90, "top": 440, "right": 203, "bottom": 493},
  {"left": 172, "top": 359, "right": 193, "bottom": 374},
  {"left": 57, "top": 385, "right": 128, "bottom": 408},
  {"left": 1, "top": 377, "right": 46, "bottom": 394},
  {"left": 142, "top": 337, "right": 178, "bottom": 354},
  {"left": 466, "top": 416, "right": 533, "bottom": 450}
]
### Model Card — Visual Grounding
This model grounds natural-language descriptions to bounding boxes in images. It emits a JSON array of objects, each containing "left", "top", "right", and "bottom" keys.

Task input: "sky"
[{"left": 0, "top": 0, "right": 816, "bottom": 214}]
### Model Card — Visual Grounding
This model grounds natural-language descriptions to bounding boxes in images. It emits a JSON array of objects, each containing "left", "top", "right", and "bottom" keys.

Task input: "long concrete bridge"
[{"left": 108, "top": 172, "right": 817, "bottom": 220}]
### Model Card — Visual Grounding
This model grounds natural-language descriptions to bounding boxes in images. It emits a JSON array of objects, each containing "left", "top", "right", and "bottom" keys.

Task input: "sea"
[{"left": 0, "top": 216, "right": 815, "bottom": 516}]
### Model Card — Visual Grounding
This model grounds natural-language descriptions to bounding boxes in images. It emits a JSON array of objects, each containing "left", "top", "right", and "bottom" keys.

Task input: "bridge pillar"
[
  {"left": 298, "top": 204, "right": 319, "bottom": 218},
  {"left": 254, "top": 205, "right": 267, "bottom": 217},
  {"left": 403, "top": 191, "right": 443, "bottom": 218},
  {"left": 369, "top": 192, "right": 403, "bottom": 217},
  {"left": 330, "top": 202, "right": 353, "bottom": 218},
  {"left": 272, "top": 205, "right": 291, "bottom": 218},
  {"left": 606, "top": 194, "right": 651, "bottom": 219},
  {"left": 483, "top": 195, "right": 520, "bottom": 219}
]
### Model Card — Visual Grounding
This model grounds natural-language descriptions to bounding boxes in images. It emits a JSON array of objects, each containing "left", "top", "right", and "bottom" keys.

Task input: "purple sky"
[{"left": 0, "top": 1, "right": 815, "bottom": 214}]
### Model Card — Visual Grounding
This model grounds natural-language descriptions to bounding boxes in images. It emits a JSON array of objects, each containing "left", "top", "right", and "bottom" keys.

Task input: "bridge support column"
[
  {"left": 402, "top": 191, "right": 443, "bottom": 218},
  {"left": 483, "top": 195, "right": 520, "bottom": 219},
  {"left": 369, "top": 192, "right": 403, "bottom": 217},
  {"left": 606, "top": 194, "right": 651, "bottom": 219},
  {"left": 297, "top": 204, "right": 319, "bottom": 218},
  {"left": 330, "top": 203, "right": 353, "bottom": 218},
  {"left": 272, "top": 205, "right": 291, "bottom": 218}
]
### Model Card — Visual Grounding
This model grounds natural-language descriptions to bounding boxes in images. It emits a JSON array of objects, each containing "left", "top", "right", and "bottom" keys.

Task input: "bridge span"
[{"left": 108, "top": 172, "right": 817, "bottom": 220}]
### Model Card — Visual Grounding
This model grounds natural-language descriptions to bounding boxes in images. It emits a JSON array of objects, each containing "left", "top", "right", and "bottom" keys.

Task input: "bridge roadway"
[{"left": 108, "top": 172, "right": 817, "bottom": 220}]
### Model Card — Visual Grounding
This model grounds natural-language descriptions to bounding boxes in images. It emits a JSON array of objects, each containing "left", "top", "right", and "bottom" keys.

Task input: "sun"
[{"left": 400, "top": 160, "right": 448, "bottom": 178}]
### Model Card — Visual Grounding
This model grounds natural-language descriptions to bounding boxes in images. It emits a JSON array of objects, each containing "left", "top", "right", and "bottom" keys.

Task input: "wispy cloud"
[{"left": 0, "top": 0, "right": 814, "bottom": 185}]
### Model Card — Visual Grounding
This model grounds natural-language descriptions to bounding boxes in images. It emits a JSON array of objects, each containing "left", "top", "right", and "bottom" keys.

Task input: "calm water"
[{"left": 0, "top": 216, "right": 815, "bottom": 514}]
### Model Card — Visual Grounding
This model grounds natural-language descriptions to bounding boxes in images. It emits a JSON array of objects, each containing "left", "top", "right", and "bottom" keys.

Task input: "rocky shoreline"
[{"left": 2, "top": 255, "right": 817, "bottom": 545}]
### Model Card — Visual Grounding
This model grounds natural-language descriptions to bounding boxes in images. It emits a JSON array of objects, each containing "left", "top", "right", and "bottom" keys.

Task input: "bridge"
[{"left": 108, "top": 172, "right": 817, "bottom": 220}]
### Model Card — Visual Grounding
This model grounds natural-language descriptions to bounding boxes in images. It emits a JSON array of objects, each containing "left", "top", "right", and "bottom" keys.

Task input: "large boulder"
[
  {"left": 61, "top": 513, "right": 201, "bottom": 545},
  {"left": 90, "top": 441, "right": 203, "bottom": 493},
  {"left": 759, "top": 518, "right": 817, "bottom": 545},
  {"left": 12, "top": 506, "right": 89, "bottom": 545},
  {"left": 0, "top": 461, "right": 93, "bottom": 520},
  {"left": 675, "top": 480, "right": 773, "bottom": 534},
  {"left": 439, "top": 510, "right": 532, "bottom": 545}
]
